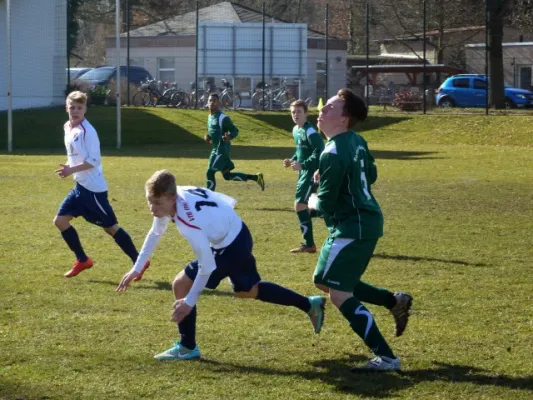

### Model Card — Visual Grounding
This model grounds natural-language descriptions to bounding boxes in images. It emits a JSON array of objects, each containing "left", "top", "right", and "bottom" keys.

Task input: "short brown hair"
[
  {"left": 66, "top": 90, "right": 88, "bottom": 105},
  {"left": 290, "top": 99, "right": 308, "bottom": 113},
  {"left": 337, "top": 88, "right": 367, "bottom": 128},
  {"left": 145, "top": 170, "right": 177, "bottom": 197}
]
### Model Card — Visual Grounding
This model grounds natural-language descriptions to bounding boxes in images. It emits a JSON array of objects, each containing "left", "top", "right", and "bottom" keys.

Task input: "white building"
[
  {"left": 105, "top": 2, "right": 346, "bottom": 104},
  {"left": 0, "top": 0, "right": 67, "bottom": 110}
]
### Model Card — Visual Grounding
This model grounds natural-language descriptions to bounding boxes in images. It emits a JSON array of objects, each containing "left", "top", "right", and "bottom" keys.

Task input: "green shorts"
[
  {"left": 295, "top": 170, "right": 317, "bottom": 204},
  {"left": 208, "top": 152, "right": 235, "bottom": 172},
  {"left": 313, "top": 236, "right": 378, "bottom": 292}
]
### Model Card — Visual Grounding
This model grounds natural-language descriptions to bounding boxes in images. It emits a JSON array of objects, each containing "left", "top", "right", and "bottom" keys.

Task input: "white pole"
[
  {"left": 7, "top": 0, "right": 12, "bottom": 153},
  {"left": 115, "top": 0, "right": 121, "bottom": 149}
]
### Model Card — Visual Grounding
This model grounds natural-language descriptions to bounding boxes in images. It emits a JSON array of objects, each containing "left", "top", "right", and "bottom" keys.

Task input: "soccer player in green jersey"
[
  {"left": 309, "top": 88, "right": 413, "bottom": 371},
  {"left": 204, "top": 94, "right": 265, "bottom": 192},
  {"left": 284, "top": 100, "right": 324, "bottom": 253}
]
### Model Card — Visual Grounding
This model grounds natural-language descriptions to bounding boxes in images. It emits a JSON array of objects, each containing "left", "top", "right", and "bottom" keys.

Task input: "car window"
[
  {"left": 78, "top": 68, "right": 114, "bottom": 81},
  {"left": 473, "top": 79, "right": 487, "bottom": 90},
  {"left": 452, "top": 78, "right": 470, "bottom": 89}
]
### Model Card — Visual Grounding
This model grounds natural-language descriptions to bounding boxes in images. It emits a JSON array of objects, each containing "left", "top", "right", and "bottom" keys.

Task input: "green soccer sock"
[
  {"left": 339, "top": 296, "right": 395, "bottom": 359},
  {"left": 222, "top": 172, "right": 257, "bottom": 182},
  {"left": 206, "top": 170, "right": 216, "bottom": 191},
  {"left": 296, "top": 209, "right": 314, "bottom": 247},
  {"left": 354, "top": 281, "right": 396, "bottom": 308}
]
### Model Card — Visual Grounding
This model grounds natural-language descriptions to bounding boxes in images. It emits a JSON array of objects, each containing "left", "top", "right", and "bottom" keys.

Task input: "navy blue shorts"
[
  {"left": 57, "top": 183, "right": 118, "bottom": 228},
  {"left": 185, "top": 222, "right": 261, "bottom": 293}
]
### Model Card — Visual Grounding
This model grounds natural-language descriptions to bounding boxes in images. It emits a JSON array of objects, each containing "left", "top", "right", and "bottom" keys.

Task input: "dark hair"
[
  {"left": 290, "top": 99, "right": 308, "bottom": 113},
  {"left": 337, "top": 88, "right": 368, "bottom": 128},
  {"left": 208, "top": 93, "right": 219, "bottom": 100}
]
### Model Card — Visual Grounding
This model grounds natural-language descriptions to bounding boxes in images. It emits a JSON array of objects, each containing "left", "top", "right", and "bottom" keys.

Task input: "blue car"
[{"left": 435, "top": 74, "right": 533, "bottom": 108}]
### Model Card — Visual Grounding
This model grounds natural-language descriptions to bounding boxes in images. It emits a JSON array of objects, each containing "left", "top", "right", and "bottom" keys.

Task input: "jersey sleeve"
[
  {"left": 367, "top": 150, "right": 378, "bottom": 185},
  {"left": 222, "top": 116, "right": 239, "bottom": 139},
  {"left": 132, "top": 217, "right": 170, "bottom": 273},
  {"left": 301, "top": 129, "right": 325, "bottom": 170},
  {"left": 181, "top": 227, "right": 217, "bottom": 307},
  {"left": 316, "top": 152, "right": 343, "bottom": 214},
  {"left": 83, "top": 127, "right": 102, "bottom": 167}
]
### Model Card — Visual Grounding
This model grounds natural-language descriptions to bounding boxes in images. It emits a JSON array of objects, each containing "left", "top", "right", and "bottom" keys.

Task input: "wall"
[{"left": 0, "top": 0, "right": 67, "bottom": 110}]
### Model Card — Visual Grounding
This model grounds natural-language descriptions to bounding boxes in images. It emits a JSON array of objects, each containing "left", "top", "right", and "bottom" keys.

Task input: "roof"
[
  {"left": 351, "top": 64, "right": 466, "bottom": 74},
  {"left": 377, "top": 26, "right": 485, "bottom": 43},
  {"left": 125, "top": 1, "right": 326, "bottom": 39}
]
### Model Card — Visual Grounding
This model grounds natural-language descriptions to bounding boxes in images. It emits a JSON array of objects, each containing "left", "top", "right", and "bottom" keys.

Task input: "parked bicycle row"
[{"left": 131, "top": 78, "right": 305, "bottom": 110}]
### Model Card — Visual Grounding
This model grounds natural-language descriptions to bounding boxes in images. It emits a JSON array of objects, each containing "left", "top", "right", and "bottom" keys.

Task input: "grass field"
[{"left": 1, "top": 107, "right": 532, "bottom": 399}]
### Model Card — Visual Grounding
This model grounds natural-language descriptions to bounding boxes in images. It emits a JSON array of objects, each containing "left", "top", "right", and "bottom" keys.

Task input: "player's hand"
[
  {"left": 171, "top": 299, "right": 193, "bottom": 324},
  {"left": 115, "top": 269, "right": 140, "bottom": 292},
  {"left": 283, "top": 158, "right": 291, "bottom": 168},
  {"left": 313, "top": 170, "right": 320, "bottom": 184},
  {"left": 223, "top": 134, "right": 231, "bottom": 142},
  {"left": 291, "top": 161, "right": 302, "bottom": 171},
  {"left": 204, "top": 135, "right": 212, "bottom": 144},
  {"left": 55, "top": 164, "right": 73, "bottom": 178}
]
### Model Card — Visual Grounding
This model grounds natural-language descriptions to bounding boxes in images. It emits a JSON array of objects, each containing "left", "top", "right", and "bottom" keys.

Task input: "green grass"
[{"left": 1, "top": 107, "right": 532, "bottom": 399}]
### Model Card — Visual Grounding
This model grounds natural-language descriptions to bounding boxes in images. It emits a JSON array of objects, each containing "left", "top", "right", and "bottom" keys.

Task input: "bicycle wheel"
[
  {"left": 231, "top": 93, "right": 241, "bottom": 110},
  {"left": 191, "top": 90, "right": 205, "bottom": 109},
  {"left": 252, "top": 90, "right": 268, "bottom": 110},
  {"left": 172, "top": 91, "right": 191, "bottom": 108},
  {"left": 162, "top": 89, "right": 178, "bottom": 107},
  {"left": 281, "top": 92, "right": 297, "bottom": 109},
  {"left": 132, "top": 91, "right": 151, "bottom": 107}
]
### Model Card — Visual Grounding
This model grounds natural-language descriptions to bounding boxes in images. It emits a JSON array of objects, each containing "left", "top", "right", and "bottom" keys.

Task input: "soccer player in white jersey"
[
  {"left": 54, "top": 91, "right": 150, "bottom": 279},
  {"left": 116, "top": 170, "right": 326, "bottom": 360}
]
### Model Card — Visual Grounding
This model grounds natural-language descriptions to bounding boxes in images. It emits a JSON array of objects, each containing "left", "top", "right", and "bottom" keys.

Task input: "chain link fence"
[{"left": 2, "top": 1, "right": 533, "bottom": 151}]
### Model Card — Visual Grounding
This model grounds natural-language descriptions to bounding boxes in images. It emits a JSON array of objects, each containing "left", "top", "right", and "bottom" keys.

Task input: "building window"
[{"left": 158, "top": 58, "right": 175, "bottom": 83}]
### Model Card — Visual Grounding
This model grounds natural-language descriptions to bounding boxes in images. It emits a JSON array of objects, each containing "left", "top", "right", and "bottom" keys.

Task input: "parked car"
[
  {"left": 435, "top": 74, "right": 533, "bottom": 109},
  {"left": 67, "top": 67, "right": 92, "bottom": 80},
  {"left": 75, "top": 66, "right": 153, "bottom": 89}
]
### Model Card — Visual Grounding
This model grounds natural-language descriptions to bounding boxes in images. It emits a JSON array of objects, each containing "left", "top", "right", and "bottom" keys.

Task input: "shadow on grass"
[
  {"left": 375, "top": 253, "right": 488, "bottom": 267},
  {"left": 200, "top": 357, "right": 533, "bottom": 397},
  {"left": 245, "top": 112, "right": 411, "bottom": 134}
]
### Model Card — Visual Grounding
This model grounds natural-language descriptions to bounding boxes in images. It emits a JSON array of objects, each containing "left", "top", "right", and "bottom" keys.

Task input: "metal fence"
[{"left": 2, "top": 0, "right": 533, "bottom": 152}]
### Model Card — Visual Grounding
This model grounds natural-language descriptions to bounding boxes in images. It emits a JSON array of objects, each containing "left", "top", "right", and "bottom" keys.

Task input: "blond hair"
[
  {"left": 145, "top": 170, "right": 177, "bottom": 197},
  {"left": 66, "top": 90, "right": 88, "bottom": 105}
]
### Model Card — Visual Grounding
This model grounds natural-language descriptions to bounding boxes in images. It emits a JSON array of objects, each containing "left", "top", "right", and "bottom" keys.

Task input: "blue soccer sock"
[
  {"left": 178, "top": 306, "right": 197, "bottom": 350},
  {"left": 61, "top": 226, "right": 88, "bottom": 262},
  {"left": 256, "top": 281, "right": 311, "bottom": 313},
  {"left": 113, "top": 228, "right": 139, "bottom": 263}
]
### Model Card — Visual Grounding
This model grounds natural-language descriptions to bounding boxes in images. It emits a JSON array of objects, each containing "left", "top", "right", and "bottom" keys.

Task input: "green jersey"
[
  {"left": 207, "top": 110, "right": 239, "bottom": 156},
  {"left": 316, "top": 131, "right": 383, "bottom": 239},
  {"left": 290, "top": 122, "right": 324, "bottom": 172}
]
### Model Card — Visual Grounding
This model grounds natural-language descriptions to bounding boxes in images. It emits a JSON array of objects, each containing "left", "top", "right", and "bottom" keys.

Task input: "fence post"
[{"left": 325, "top": 3, "right": 329, "bottom": 101}]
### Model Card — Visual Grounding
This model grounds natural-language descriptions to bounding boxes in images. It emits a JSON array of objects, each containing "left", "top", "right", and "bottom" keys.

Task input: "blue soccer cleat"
[
  {"left": 307, "top": 296, "right": 326, "bottom": 334},
  {"left": 154, "top": 342, "right": 201, "bottom": 361}
]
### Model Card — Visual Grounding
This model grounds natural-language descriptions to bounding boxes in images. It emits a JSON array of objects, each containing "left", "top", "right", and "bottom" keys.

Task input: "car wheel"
[
  {"left": 504, "top": 98, "right": 516, "bottom": 109},
  {"left": 439, "top": 98, "right": 454, "bottom": 108}
]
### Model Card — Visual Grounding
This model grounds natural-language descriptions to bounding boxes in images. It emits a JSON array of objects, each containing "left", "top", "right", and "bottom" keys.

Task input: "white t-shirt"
[
  {"left": 64, "top": 119, "right": 107, "bottom": 193},
  {"left": 132, "top": 186, "right": 242, "bottom": 306}
]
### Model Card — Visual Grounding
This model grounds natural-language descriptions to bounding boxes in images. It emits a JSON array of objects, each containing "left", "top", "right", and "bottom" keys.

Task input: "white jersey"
[
  {"left": 64, "top": 119, "right": 107, "bottom": 193},
  {"left": 132, "top": 186, "right": 242, "bottom": 306}
]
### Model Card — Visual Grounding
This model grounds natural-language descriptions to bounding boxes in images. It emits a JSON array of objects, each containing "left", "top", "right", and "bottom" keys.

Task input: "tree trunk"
[{"left": 487, "top": 0, "right": 506, "bottom": 109}]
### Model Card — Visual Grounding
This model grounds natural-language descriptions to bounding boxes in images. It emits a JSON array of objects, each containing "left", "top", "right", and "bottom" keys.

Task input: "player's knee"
[
  {"left": 222, "top": 172, "right": 231, "bottom": 181},
  {"left": 53, "top": 215, "right": 69, "bottom": 231},
  {"left": 295, "top": 202, "right": 308, "bottom": 212},
  {"left": 235, "top": 284, "right": 258, "bottom": 299},
  {"left": 103, "top": 225, "right": 119, "bottom": 236},
  {"left": 172, "top": 271, "right": 193, "bottom": 297},
  {"left": 329, "top": 290, "right": 352, "bottom": 309}
]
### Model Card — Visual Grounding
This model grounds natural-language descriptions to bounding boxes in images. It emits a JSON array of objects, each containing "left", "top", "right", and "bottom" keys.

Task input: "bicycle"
[
  {"left": 252, "top": 78, "right": 296, "bottom": 110},
  {"left": 189, "top": 80, "right": 213, "bottom": 109},
  {"left": 132, "top": 79, "right": 178, "bottom": 107},
  {"left": 219, "top": 79, "right": 241, "bottom": 110}
]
